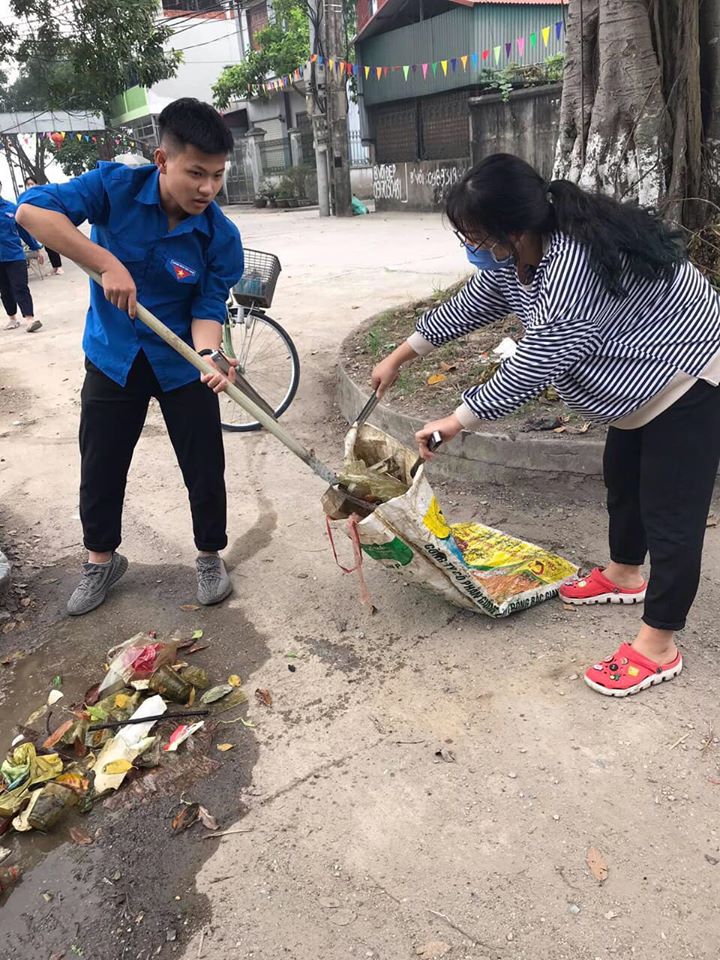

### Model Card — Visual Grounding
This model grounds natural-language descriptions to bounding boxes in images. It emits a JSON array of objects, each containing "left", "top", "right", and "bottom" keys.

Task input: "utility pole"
[
  {"left": 324, "top": 0, "right": 352, "bottom": 215},
  {"left": 308, "top": 0, "right": 330, "bottom": 216}
]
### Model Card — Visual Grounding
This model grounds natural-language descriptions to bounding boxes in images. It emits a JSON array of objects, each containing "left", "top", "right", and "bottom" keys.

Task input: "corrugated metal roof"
[
  {"left": 357, "top": 0, "right": 567, "bottom": 43},
  {"left": 454, "top": 1, "right": 566, "bottom": 5}
]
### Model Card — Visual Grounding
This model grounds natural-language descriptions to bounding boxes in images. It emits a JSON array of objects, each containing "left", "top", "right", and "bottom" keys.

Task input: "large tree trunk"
[{"left": 556, "top": 0, "right": 714, "bottom": 226}]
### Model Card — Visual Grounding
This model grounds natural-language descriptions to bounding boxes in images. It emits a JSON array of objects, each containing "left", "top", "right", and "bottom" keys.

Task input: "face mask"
[{"left": 465, "top": 243, "right": 512, "bottom": 271}]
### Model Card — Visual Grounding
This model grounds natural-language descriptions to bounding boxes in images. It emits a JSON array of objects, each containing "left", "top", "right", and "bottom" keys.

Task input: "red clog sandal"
[
  {"left": 560, "top": 567, "right": 647, "bottom": 606},
  {"left": 584, "top": 642, "right": 683, "bottom": 697}
]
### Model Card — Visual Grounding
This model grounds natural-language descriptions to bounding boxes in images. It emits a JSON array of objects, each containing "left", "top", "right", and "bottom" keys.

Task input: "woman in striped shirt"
[{"left": 372, "top": 153, "right": 720, "bottom": 699}]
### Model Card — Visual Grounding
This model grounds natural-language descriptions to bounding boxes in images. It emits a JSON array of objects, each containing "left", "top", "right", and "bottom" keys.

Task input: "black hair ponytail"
[{"left": 445, "top": 154, "right": 686, "bottom": 297}]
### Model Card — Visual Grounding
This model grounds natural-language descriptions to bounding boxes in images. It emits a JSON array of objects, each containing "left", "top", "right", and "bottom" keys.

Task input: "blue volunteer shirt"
[
  {"left": 0, "top": 195, "right": 42, "bottom": 262},
  {"left": 18, "top": 163, "right": 244, "bottom": 391}
]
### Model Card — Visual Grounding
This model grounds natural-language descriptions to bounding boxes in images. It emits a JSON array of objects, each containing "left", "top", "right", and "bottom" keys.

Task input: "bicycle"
[{"left": 219, "top": 248, "right": 300, "bottom": 433}]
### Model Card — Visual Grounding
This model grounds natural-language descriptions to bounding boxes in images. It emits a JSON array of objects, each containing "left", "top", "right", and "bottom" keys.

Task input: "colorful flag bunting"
[
  {"left": 530, "top": 32, "right": 537, "bottom": 47},
  {"left": 376, "top": 66, "right": 382, "bottom": 79},
  {"left": 517, "top": 37, "right": 525, "bottom": 56},
  {"left": 403, "top": 65, "right": 410, "bottom": 80},
  {"left": 494, "top": 46, "right": 501, "bottom": 64},
  {"left": 422, "top": 63, "right": 429, "bottom": 78},
  {"left": 460, "top": 54, "right": 468, "bottom": 71},
  {"left": 542, "top": 26, "right": 551, "bottom": 46},
  {"left": 431, "top": 62, "right": 438, "bottom": 76},
  {"left": 365, "top": 65, "right": 370, "bottom": 78},
  {"left": 441, "top": 60, "right": 448, "bottom": 76},
  {"left": 505, "top": 42, "right": 512, "bottom": 58},
  {"left": 556, "top": 20, "right": 563, "bottom": 39}
]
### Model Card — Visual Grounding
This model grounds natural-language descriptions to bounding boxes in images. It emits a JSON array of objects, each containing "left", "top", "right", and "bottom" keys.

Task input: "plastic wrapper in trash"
[
  {"left": 337, "top": 427, "right": 411, "bottom": 504},
  {"left": 91, "top": 695, "right": 167, "bottom": 794},
  {"left": 327, "top": 424, "right": 577, "bottom": 618},
  {"left": 0, "top": 743, "right": 64, "bottom": 817},
  {"left": 0, "top": 865, "right": 21, "bottom": 895},
  {"left": 98, "top": 634, "right": 179, "bottom": 697}
]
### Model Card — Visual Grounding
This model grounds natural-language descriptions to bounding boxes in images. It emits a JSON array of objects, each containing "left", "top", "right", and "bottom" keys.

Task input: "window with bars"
[{"left": 371, "top": 89, "right": 471, "bottom": 164}]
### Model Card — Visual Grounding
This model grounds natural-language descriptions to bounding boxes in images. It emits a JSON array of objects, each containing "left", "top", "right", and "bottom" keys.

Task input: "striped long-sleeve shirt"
[{"left": 407, "top": 232, "right": 720, "bottom": 427}]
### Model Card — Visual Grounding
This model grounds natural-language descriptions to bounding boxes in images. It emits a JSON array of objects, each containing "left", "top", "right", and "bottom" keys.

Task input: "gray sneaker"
[
  {"left": 196, "top": 555, "right": 232, "bottom": 606},
  {"left": 67, "top": 553, "right": 128, "bottom": 616}
]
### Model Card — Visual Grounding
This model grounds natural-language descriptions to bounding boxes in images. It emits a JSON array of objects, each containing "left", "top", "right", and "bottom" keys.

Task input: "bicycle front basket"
[{"left": 232, "top": 249, "right": 282, "bottom": 309}]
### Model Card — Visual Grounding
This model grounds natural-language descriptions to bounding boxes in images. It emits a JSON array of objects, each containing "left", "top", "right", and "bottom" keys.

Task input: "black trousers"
[
  {"left": 0, "top": 259, "right": 34, "bottom": 317},
  {"left": 79, "top": 352, "right": 227, "bottom": 554},
  {"left": 604, "top": 380, "right": 720, "bottom": 631},
  {"left": 47, "top": 248, "right": 62, "bottom": 270}
]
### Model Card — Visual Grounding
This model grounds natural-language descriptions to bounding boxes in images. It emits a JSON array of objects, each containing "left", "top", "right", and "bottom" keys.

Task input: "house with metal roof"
[{"left": 354, "top": 0, "right": 567, "bottom": 208}]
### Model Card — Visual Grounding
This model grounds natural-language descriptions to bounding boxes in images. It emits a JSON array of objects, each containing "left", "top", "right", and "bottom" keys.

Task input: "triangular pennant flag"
[
  {"left": 328, "top": 58, "right": 334, "bottom": 70},
  {"left": 422, "top": 63, "right": 429, "bottom": 79},
  {"left": 472, "top": 51, "right": 480, "bottom": 67},
  {"left": 441, "top": 60, "right": 448, "bottom": 75},
  {"left": 365, "top": 65, "right": 370, "bottom": 79},
  {"left": 76, "top": 133, "right": 82, "bottom": 141},
  {"left": 450, "top": 57, "right": 457, "bottom": 72},
  {"left": 556, "top": 21, "right": 563, "bottom": 39},
  {"left": 517, "top": 37, "right": 525, "bottom": 56},
  {"left": 461, "top": 55, "right": 468, "bottom": 71},
  {"left": 431, "top": 62, "right": 438, "bottom": 76},
  {"left": 505, "top": 42, "right": 512, "bottom": 58},
  {"left": 383, "top": 66, "right": 390, "bottom": 77},
  {"left": 376, "top": 66, "right": 382, "bottom": 80},
  {"left": 493, "top": 46, "right": 501, "bottom": 64},
  {"left": 529, "top": 32, "right": 537, "bottom": 48},
  {"left": 311, "top": 53, "right": 318, "bottom": 63},
  {"left": 346, "top": 62, "right": 353, "bottom": 76},
  {"left": 412, "top": 63, "right": 418, "bottom": 72},
  {"left": 403, "top": 65, "right": 410, "bottom": 80},
  {"left": 481, "top": 49, "right": 489, "bottom": 61},
  {"left": 542, "top": 26, "right": 551, "bottom": 46}
]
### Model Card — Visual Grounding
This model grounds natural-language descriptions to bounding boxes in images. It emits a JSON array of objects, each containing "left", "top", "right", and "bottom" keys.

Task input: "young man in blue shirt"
[
  {"left": 0, "top": 185, "right": 44, "bottom": 332},
  {"left": 17, "top": 98, "right": 245, "bottom": 615}
]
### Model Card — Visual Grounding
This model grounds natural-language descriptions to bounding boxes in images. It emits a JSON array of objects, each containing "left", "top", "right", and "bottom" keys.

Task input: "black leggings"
[
  {"left": 0, "top": 259, "right": 34, "bottom": 317},
  {"left": 604, "top": 380, "right": 720, "bottom": 631},
  {"left": 47, "top": 248, "right": 62, "bottom": 270},
  {"left": 79, "top": 352, "right": 227, "bottom": 554}
]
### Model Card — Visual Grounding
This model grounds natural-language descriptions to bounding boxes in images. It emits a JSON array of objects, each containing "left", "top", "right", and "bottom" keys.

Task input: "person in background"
[
  {"left": 24, "top": 177, "right": 64, "bottom": 274},
  {"left": 16, "top": 98, "right": 244, "bottom": 615},
  {"left": 0, "top": 183, "right": 44, "bottom": 332},
  {"left": 372, "top": 153, "right": 720, "bottom": 700}
]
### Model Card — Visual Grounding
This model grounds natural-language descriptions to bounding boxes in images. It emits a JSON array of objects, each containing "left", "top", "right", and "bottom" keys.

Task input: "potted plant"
[{"left": 261, "top": 181, "right": 278, "bottom": 208}]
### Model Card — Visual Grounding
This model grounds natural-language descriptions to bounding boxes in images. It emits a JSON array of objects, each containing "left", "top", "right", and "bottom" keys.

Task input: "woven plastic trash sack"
[{"left": 329, "top": 424, "right": 577, "bottom": 617}]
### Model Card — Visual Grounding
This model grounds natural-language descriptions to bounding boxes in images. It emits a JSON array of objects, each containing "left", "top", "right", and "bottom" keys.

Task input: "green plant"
[
  {"left": 276, "top": 175, "right": 296, "bottom": 199},
  {"left": 212, "top": 0, "right": 309, "bottom": 106}
]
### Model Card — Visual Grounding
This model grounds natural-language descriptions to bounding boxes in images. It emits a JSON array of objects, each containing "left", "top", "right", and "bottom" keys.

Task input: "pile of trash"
[{"left": 0, "top": 630, "right": 248, "bottom": 846}]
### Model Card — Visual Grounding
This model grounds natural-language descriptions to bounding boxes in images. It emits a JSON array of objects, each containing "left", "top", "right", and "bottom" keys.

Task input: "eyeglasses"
[{"left": 454, "top": 228, "right": 496, "bottom": 255}]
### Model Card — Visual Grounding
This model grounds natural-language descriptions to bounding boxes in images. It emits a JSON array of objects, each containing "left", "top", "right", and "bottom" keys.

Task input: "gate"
[{"left": 225, "top": 144, "right": 253, "bottom": 204}]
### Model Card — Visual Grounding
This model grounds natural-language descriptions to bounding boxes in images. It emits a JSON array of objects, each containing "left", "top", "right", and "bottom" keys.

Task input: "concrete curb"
[
  {"left": 337, "top": 362, "right": 606, "bottom": 483},
  {"left": 0, "top": 547, "right": 11, "bottom": 605}
]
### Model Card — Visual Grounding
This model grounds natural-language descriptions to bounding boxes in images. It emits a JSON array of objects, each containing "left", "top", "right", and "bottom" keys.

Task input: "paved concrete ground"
[{"left": 1, "top": 207, "right": 719, "bottom": 960}]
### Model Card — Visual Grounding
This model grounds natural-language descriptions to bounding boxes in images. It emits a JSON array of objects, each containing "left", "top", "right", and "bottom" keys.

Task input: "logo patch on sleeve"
[{"left": 170, "top": 259, "right": 197, "bottom": 281}]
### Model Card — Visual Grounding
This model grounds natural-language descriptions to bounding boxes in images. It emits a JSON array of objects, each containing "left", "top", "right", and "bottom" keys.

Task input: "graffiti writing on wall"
[
  {"left": 372, "top": 163, "right": 408, "bottom": 202},
  {"left": 373, "top": 161, "right": 468, "bottom": 208}
]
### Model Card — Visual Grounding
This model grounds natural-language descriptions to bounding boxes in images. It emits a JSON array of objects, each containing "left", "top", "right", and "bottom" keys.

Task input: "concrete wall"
[
  {"left": 351, "top": 166, "right": 374, "bottom": 200},
  {"left": 469, "top": 83, "right": 562, "bottom": 178},
  {"left": 372, "top": 158, "right": 469, "bottom": 211}
]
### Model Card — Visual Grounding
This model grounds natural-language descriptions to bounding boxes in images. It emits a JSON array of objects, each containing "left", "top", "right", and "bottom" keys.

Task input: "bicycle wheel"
[{"left": 220, "top": 308, "right": 300, "bottom": 432}]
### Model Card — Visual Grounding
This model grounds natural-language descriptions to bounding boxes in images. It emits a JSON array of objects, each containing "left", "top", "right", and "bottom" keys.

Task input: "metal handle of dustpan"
[{"left": 80, "top": 267, "right": 340, "bottom": 487}]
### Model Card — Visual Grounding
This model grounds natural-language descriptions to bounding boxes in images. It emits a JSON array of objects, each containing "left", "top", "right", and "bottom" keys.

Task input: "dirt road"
[{"left": 1, "top": 208, "right": 719, "bottom": 960}]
